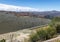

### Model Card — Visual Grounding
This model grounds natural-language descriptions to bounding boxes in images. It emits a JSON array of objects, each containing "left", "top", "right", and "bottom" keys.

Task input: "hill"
[{"left": 0, "top": 11, "right": 50, "bottom": 34}]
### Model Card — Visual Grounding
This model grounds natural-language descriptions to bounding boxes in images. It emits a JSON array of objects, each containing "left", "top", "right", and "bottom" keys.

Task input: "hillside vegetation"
[
  {"left": 0, "top": 11, "right": 60, "bottom": 42},
  {"left": 0, "top": 12, "right": 50, "bottom": 34},
  {"left": 29, "top": 17, "right": 60, "bottom": 42}
]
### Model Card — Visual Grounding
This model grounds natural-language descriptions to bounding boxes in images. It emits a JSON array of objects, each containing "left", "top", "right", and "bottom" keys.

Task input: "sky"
[{"left": 0, "top": 0, "right": 60, "bottom": 11}]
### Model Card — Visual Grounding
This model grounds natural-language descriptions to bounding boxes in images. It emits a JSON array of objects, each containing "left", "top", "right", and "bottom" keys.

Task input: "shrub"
[
  {"left": 50, "top": 17, "right": 60, "bottom": 33},
  {"left": 36, "top": 26, "right": 56, "bottom": 40},
  {"left": 45, "top": 26, "right": 57, "bottom": 39},
  {"left": 56, "top": 24, "right": 60, "bottom": 33},
  {"left": 36, "top": 28, "right": 47, "bottom": 40},
  {"left": 29, "top": 32, "right": 39, "bottom": 42},
  {"left": 29, "top": 26, "right": 57, "bottom": 42},
  {"left": 0, "top": 39, "right": 6, "bottom": 42}
]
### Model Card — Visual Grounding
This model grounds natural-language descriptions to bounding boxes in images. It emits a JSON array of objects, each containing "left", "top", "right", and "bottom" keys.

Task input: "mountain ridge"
[{"left": 0, "top": 10, "right": 60, "bottom": 19}]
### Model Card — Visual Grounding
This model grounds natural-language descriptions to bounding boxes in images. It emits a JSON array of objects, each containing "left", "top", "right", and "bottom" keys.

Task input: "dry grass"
[{"left": 53, "top": 39, "right": 60, "bottom": 42}]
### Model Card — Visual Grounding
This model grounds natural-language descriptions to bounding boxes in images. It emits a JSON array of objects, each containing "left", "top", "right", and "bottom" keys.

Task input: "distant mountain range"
[
  {"left": 32, "top": 10, "right": 60, "bottom": 18},
  {"left": 0, "top": 10, "right": 60, "bottom": 19}
]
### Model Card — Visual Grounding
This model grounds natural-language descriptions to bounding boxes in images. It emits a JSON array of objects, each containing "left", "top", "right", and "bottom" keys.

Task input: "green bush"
[
  {"left": 56, "top": 24, "right": 60, "bottom": 33},
  {"left": 45, "top": 26, "right": 57, "bottom": 39},
  {"left": 29, "top": 26, "right": 57, "bottom": 42},
  {"left": 36, "top": 28, "right": 47, "bottom": 40},
  {"left": 36, "top": 26, "right": 56, "bottom": 40},
  {"left": 29, "top": 33, "right": 39, "bottom": 42},
  {"left": 50, "top": 17, "right": 60, "bottom": 33},
  {"left": 0, "top": 39, "right": 6, "bottom": 42}
]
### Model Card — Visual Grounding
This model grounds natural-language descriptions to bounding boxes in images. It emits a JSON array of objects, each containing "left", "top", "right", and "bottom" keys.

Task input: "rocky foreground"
[{"left": 0, "top": 29, "right": 34, "bottom": 42}]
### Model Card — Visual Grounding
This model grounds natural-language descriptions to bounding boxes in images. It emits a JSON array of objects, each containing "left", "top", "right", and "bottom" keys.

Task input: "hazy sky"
[{"left": 0, "top": 0, "right": 60, "bottom": 11}]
